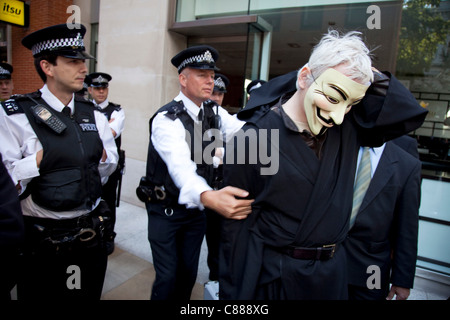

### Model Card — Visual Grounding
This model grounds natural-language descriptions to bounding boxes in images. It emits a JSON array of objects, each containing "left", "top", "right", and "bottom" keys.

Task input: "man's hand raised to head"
[{"left": 201, "top": 186, "right": 254, "bottom": 220}]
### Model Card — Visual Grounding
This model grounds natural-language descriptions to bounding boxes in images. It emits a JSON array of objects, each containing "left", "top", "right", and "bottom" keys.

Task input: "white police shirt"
[
  {"left": 151, "top": 91, "right": 244, "bottom": 210},
  {"left": 94, "top": 99, "right": 125, "bottom": 139},
  {"left": 0, "top": 84, "right": 118, "bottom": 219}
]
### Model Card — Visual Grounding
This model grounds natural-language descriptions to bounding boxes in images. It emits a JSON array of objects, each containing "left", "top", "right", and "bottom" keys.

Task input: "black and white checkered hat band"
[
  {"left": 214, "top": 77, "right": 226, "bottom": 89},
  {"left": 177, "top": 50, "right": 215, "bottom": 72},
  {"left": 0, "top": 66, "right": 11, "bottom": 75},
  {"left": 31, "top": 33, "right": 84, "bottom": 56}
]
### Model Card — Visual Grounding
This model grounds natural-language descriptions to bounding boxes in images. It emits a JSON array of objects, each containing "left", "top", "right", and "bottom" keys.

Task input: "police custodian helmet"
[
  {"left": 171, "top": 45, "right": 220, "bottom": 74},
  {"left": 21, "top": 24, "right": 94, "bottom": 60}
]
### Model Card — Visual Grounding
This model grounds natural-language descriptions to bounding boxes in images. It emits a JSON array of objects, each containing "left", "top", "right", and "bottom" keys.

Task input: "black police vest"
[
  {"left": 145, "top": 99, "right": 219, "bottom": 201},
  {"left": 16, "top": 92, "right": 104, "bottom": 211},
  {"left": 95, "top": 102, "right": 122, "bottom": 150}
]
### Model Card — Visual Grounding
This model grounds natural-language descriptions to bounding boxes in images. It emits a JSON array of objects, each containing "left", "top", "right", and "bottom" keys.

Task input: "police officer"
[
  {"left": 144, "top": 45, "right": 253, "bottom": 300},
  {"left": 205, "top": 73, "right": 229, "bottom": 282},
  {"left": 86, "top": 72, "right": 125, "bottom": 255},
  {"left": 0, "top": 24, "right": 118, "bottom": 300},
  {"left": 0, "top": 62, "right": 14, "bottom": 101},
  {"left": 211, "top": 73, "right": 229, "bottom": 106}
]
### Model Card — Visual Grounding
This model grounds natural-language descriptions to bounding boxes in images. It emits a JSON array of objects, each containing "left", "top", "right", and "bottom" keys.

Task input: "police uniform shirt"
[
  {"left": 151, "top": 91, "right": 244, "bottom": 209},
  {"left": 0, "top": 84, "right": 118, "bottom": 219},
  {"left": 94, "top": 99, "right": 125, "bottom": 139}
]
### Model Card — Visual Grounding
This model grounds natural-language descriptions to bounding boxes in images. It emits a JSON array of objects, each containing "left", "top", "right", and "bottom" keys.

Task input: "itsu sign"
[{"left": 0, "top": 0, "right": 29, "bottom": 27}]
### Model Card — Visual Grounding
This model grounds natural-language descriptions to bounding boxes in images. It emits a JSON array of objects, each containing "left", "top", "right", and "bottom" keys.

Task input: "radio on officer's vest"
[{"left": 31, "top": 104, "right": 67, "bottom": 134}]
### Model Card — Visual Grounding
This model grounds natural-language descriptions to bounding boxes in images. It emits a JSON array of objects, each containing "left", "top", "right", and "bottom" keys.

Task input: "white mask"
[{"left": 304, "top": 68, "right": 369, "bottom": 136}]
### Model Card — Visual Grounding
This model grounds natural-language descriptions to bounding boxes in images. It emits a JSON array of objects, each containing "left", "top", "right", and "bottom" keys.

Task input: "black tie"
[
  {"left": 62, "top": 106, "right": 71, "bottom": 117},
  {"left": 198, "top": 108, "right": 204, "bottom": 121}
]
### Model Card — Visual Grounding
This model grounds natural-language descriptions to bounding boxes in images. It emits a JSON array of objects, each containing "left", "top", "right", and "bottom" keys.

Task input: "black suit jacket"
[{"left": 344, "top": 136, "right": 421, "bottom": 290}]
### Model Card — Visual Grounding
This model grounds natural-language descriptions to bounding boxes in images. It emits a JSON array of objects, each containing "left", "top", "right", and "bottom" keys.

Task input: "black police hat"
[
  {"left": 22, "top": 24, "right": 94, "bottom": 59},
  {"left": 0, "top": 62, "right": 13, "bottom": 80},
  {"left": 246, "top": 79, "right": 267, "bottom": 95},
  {"left": 171, "top": 45, "right": 219, "bottom": 74},
  {"left": 86, "top": 72, "right": 112, "bottom": 88},
  {"left": 214, "top": 73, "right": 229, "bottom": 93}
]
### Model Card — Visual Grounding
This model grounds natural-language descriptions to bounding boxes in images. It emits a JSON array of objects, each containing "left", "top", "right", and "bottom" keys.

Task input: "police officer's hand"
[{"left": 201, "top": 186, "right": 254, "bottom": 220}]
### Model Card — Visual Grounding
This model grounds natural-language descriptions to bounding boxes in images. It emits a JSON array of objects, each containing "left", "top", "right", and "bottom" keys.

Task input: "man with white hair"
[{"left": 219, "top": 30, "right": 427, "bottom": 300}]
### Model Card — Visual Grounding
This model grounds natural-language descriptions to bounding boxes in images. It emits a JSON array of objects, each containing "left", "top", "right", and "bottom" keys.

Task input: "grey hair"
[{"left": 300, "top": 29, "right": 373, "bottom": 86}]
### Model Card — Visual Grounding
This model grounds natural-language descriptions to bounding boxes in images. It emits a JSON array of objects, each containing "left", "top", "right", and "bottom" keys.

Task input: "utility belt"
[
  {"left": 137, "top": 176, "right": 194, "bottom": 216},
  {"left": 136, "top": 176, "right": 179, "bottom": 205},
  {"left": 22, "top": 200, "right": 110, "bottom": 254},
  {"left": 276, "top": 244, "right": 337, "bottom": 261}
]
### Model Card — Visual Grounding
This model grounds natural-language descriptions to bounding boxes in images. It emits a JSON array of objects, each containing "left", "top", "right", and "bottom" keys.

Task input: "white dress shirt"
[
  {"left": 94, "top": 99, "right": 125, "bottom": 139},
  {"left": 151, "top": 92, "right": 244, "bottom": 209},
  {"left": 0, "top": 84, "right": 118, "bottom": 219}
]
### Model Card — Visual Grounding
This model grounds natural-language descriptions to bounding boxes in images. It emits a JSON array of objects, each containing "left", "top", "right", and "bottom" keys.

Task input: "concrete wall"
[{"left": 96, "top": 0, "right": 187, "bottom": 206}]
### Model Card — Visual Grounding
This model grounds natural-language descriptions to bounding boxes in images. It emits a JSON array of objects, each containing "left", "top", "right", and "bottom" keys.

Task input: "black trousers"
[
  {"left": 146, "top": 202, "right": 206, "bottom": 300},
  {"left": 17, "top": 210, "right": 108, "bottom": 300},
  {"left": 101, "top": 168, "right": 121, "bottom": 239},
  {"left": 205, "top": 208, "right": 222, "bottom": 281}
]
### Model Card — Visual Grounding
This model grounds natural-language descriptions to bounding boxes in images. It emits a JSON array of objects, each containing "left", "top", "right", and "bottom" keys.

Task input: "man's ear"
[
  {"left": 40, "top": 60, "right": 53, "bottom": 78},
  {"left": 179, "top": 72, "right": 187, "bottom": 89},
  {"left": 298, "top": 65, "right": 311, "bottom": 90}
]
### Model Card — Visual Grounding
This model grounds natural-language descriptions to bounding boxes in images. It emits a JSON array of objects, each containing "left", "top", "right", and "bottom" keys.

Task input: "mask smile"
[{"left": 316, "top": 108, "right": 335, "bottom": 127}]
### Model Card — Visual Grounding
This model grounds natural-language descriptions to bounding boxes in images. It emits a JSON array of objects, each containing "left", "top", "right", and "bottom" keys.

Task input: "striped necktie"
[{"left": 350, "top": 147, "right": 372, "bottom": 229}]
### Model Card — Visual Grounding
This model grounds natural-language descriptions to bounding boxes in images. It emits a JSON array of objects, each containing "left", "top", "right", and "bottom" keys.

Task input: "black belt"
[
  {"left": 23, "top": 204, "right": 109, "bottom": 251},
  {"left": 278, "top": 244, "right": 337, "bottom": 261},
  {"left": 24, "top": 211, "right": 96, "bottom": 230}
]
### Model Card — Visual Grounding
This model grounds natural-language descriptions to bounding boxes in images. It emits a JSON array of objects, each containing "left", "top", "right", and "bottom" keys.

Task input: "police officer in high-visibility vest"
[
  {"left": 86, "top": 72, "right": 125, "bottom": 255},
  {"left": 0, "top": 24, "right": 118, "bottom": 300},
  {"left": 142, "top": 45, "right": 253, "bottom": 300}
]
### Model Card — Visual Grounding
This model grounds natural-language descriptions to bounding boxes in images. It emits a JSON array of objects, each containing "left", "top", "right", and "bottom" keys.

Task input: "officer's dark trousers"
[
  {"left": 17, "top": 215, "right": 108, "bottom": 300},
  {"left": 102, "top": 168, "right": 121, "bottom": 236},
  {"left": 205, "top": 208, "right": 222, "bottom": 281},
  {"left": 146, "top": 202, "right": 206, "bottom": 300}
]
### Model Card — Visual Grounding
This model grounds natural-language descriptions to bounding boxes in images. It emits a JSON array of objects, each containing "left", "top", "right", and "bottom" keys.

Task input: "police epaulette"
[
  {"left": 164, "top": 101, "right": 185, "bottom": 121},
  {"left": 1, "top": 98, "right": 23, "bottom": 115}
]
